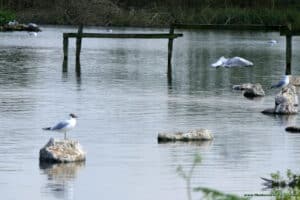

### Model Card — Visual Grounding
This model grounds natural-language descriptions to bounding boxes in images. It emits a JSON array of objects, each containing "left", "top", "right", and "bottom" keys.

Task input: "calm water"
[{"left": 1, "top": 26, "right": 300, "bottom": 200}]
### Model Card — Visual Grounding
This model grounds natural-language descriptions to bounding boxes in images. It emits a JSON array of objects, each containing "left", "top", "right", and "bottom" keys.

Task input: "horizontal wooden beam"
[
  {"left": 280, "top": 30, "right": 300, "bottom": 36},
  {"left": 172, "top": 24, "right": 286, "bottom": 32},
  {"left": 63, "top": 33, "right": 183, "bottom": 39}
]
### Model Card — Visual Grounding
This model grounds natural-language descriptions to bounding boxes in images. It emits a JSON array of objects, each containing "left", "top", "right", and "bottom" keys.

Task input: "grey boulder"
[
  {"left": 158, "top": 129, "right": 213, "bottom": 142},
  {"left": 232, "top": 83, "right": 265, "bottom": 98},
  {"left": 290, "top": 75, "right": 300, "bottom": 86},
  {"left": 262, "top": 85, "right": 298, "bottom": 115},
  {"left": 40, "top": 138, "right": 86, "bottom": 163}
]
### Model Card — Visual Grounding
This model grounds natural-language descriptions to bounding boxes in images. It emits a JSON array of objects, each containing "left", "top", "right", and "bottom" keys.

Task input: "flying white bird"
[
  {"left": 271, "top": 75, "right": 290, "bottom": 89},
  {"left": 43, "top": 113, "right": 78, "bottom": 139},
  {"left": 211, "top": 56, "right": 253, "bottom": 68}
]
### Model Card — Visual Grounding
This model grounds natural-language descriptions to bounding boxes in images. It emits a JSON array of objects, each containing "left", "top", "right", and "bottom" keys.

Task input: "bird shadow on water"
[{"left": 39, "top": 162, "right": 85, "bottom": 200}]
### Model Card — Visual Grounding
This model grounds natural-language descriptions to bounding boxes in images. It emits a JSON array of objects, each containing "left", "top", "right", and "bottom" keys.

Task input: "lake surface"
[{"left": 1, "top": 26, "right": 300, "bottom": 200}]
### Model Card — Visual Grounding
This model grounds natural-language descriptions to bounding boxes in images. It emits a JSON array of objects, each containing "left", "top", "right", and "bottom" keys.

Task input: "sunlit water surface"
[{"left": 1, "top": 26, "right": 300, "bottom": 200}]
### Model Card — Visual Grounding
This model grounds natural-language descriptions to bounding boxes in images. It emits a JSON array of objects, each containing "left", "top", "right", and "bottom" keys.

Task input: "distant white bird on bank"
[
  {"left": 8, "top": 20, "right": 18, "bottom": 26},
  {"left": 271, "top": 75, "right": 290, "bottom": 89},
  {"left": 28, "top": 32, "right": 37, "bottom": 37},
  {"left": 43, "top": 113, "right": 78, "bottom": 139},
  {"left": 211, "top": 56, "right": 253, "bottom": 68},
  {"left": 27, "top": 23, "right": 38, "bottom": 29},
  {"left": 268, "top": 39, "right": 278, "bottom": 45}
]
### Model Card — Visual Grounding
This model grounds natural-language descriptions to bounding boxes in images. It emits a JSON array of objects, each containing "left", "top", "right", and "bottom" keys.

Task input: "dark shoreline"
[{"left": 7, "top": 6, "right": 300, "bottom": 29}]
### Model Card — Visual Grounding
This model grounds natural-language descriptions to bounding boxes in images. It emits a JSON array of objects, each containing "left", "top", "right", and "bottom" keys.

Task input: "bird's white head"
[
  {"left": 286, "top": 75, "right": 290, "bottom": 82},
  {"left": 69, "top": 113, "right": 78, "bottom": 118}
]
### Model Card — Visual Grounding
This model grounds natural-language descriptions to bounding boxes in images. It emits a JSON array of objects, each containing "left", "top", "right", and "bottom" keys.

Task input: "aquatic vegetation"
[
  {"left": 262, "top": 170, "right": 300, "bottom": 200},
  {"left": 177, "top": 154, "right": 249, "bottom": 200},
  {"left": 194, "top": 187, "right": 249, "bottom": 200},
  {"left": 177, "top": 154, "right": 300, "bottom": 200}
]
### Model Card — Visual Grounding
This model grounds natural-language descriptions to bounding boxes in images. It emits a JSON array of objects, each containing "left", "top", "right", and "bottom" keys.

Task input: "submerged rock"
[
  {"left": 39, "top": 138, "right": 86, "bottom": 163},
  {"left": 285, "top": 126, "right": 300, "bottom": 133},
  {"left": 232, "top": 83, "right": 253, "bottom": 90},
  {"left": 233, "top": 83, "right": 265, "bottom": 98},
  {"left": 262, "top": 85, "right": 298, "bottom": 115},
  {"left": 157, "top": 129, "right": 213, "bottom": 142}
]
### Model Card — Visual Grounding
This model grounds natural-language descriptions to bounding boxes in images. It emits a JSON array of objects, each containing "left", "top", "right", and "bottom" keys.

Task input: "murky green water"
[{"left": 1, "top": 26, "right": 300, "bottom": 200}]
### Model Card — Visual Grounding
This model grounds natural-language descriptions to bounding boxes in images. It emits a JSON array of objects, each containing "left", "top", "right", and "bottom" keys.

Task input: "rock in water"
[
  {"left": 232, "top": 83, "right": 254, "bottom": 90},
  {"left": 285, "top": 126, "right": 300, "bottom": 133},
  {"left": 232, "top": 83, "right": 265, "bottom": 98},
  {"left": 40, "top": 138, "right": 86, "bottom": 163},
  {"left": 262, "top": 85, "right": 298, "bottom": 115},
  {"left": 290, "top": 75, "right": 300, "bottom": 86},
  {"left": 157, "top": 129, "right": 213, "bottom": 142}
]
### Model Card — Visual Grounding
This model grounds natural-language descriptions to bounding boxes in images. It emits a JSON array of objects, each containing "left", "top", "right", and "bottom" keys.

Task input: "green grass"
[
  {"left": 0, "top": 10, "right": 15, "bottom": 26},
  {"left": 177, "top": 154, "right": 249, "bottom": 200}
]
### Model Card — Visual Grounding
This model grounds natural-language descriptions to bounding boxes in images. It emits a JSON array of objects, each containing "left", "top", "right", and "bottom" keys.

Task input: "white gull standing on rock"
[
  {"left": 43, "top": 113, "right": 77, "bottom": 139},
  {"left": 271, "top": 75, "right": 289, "bottom": 89},
  {"left": 211, "top": 56, "right": 253, "bottom": 68}
]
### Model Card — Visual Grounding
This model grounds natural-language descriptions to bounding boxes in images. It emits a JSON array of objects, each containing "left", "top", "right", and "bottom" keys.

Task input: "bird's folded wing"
[{"left": 51, "top": 121, "right": 68, "bottom": 130}]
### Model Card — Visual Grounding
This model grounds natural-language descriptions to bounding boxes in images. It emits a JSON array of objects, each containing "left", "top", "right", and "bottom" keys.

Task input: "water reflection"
[
  {"left": 158, "top": 140, "right": 213, "bottom": 150},
  {"left": 1, "top": 27, "right": 300, "bottom": 200},
  {"left": 40, "top": 162, "right": 85, "bottom": 200},
  {"left": 0, "top": 48, "right": 37, "bottom": 87},
  {"left": 75, "top": 61, "right": 81, "bottom": 75},
  {"left": 262, "top": 113, "right": 297, "bottom": 126}
]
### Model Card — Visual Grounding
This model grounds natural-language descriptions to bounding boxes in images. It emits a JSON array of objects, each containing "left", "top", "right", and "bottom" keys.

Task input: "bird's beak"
[{"left": 70, "top": 113, "right": 78, "bottom": 118}]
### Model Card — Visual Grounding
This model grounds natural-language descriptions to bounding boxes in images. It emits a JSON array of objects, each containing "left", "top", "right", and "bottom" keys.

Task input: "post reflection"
[{"left": 40, "top": 162, "right": 85, "bottom": 200}]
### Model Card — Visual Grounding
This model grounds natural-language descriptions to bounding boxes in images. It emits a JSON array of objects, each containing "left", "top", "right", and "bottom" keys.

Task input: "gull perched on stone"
[
  {"left": 211, "top": 56, "right": 253, "bottom": 68},
  {"left": 271, "top": 75, "right": 289, "bottom": 89},
  {"left": 43, "top": 113, "right": 78, "bottom": 139}
]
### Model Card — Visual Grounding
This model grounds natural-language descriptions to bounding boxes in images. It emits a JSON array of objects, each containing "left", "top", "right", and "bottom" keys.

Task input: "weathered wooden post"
[
  {"left": 285, "top": 24, "right": 292, "bottom": 75},
  {"left": 286, "top": 34, "right": 292, "bottom": 75},
  {"left": 63, "top": 33, "right": 68, "bottom": 72},
  {"left": 167, "top": 25, "right": 175, "bottom": 82},
  {"left": 76, "top": 25, "right": 83, "bottom": 74}
]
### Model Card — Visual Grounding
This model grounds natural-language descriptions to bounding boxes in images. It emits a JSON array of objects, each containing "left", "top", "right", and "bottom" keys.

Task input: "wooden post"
[
  {"left": 63, "top": 34, "right": 68, "bottom": 72},
  {"left": 285, "top": 34, "right": 292, "bottom": 75},
  {"left": 76, "top": 25, "right": 83, "bottom": 74},
  {"left": 167, "top": 25, "right": 174, "bottom": 82}
]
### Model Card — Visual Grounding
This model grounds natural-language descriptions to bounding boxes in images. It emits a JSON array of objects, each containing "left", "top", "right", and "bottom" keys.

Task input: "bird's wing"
[
  {"left": 211, "top": 56, "right": 227, "bottom": 67},
  {"left": 272, "top": 79, "right": 285, "bottom": 88},
  {"left": 51, "top": 121, "right": 69, "bottom": 130},
  {"left": 227, "top": 57, "right": 253, "bottom": 67}
]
